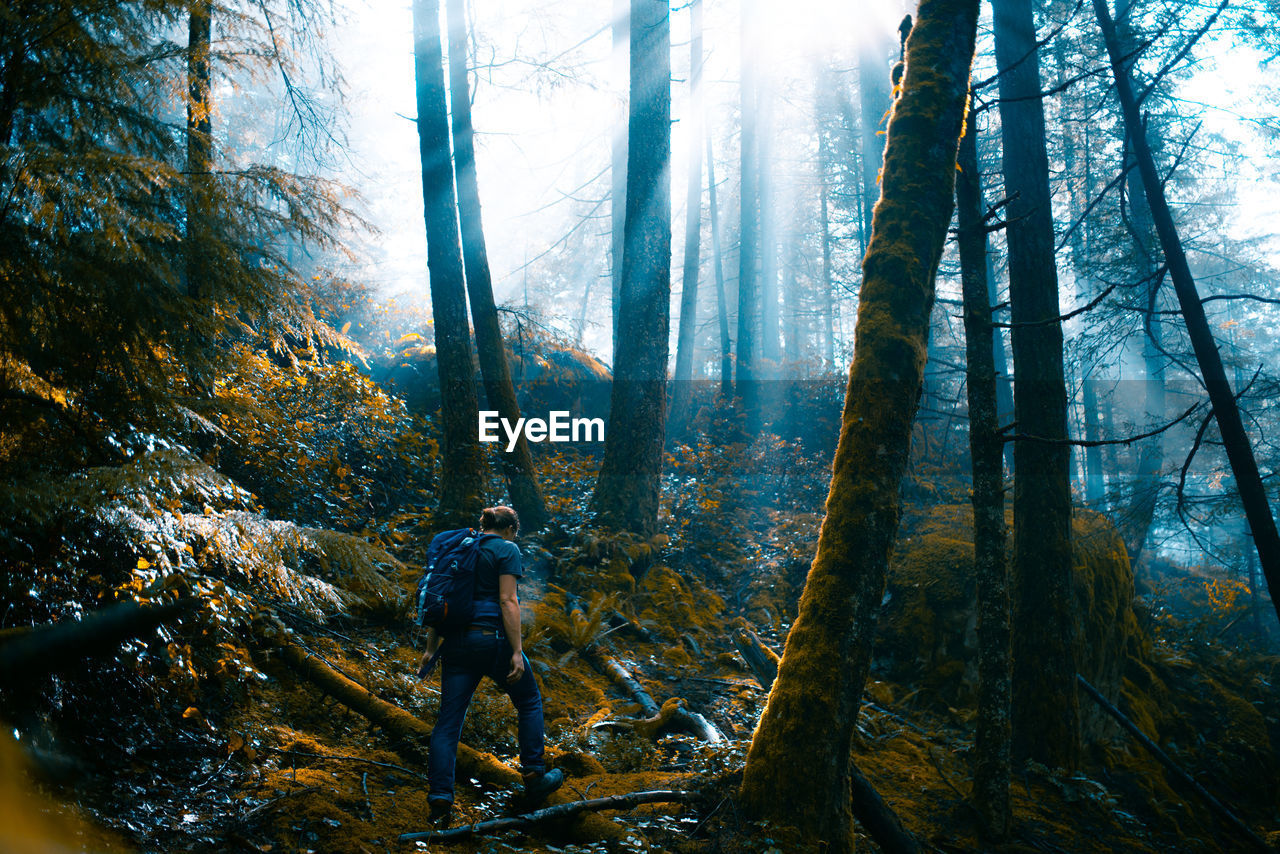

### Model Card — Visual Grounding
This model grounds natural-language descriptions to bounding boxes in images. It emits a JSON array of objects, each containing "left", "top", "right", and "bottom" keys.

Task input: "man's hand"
[{"left": 506, "top": 650, "right": 525, "bottom": 683}]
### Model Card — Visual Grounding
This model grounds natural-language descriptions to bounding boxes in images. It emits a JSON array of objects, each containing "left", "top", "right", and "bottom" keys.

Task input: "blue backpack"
[{"left": 414, "top": 528, "right": 496, "bottom": 630}]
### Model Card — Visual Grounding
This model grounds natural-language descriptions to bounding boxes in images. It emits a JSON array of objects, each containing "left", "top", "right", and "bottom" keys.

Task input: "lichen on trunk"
[{"left": 736, "top": 0, "right": 981, "bottom": 848}]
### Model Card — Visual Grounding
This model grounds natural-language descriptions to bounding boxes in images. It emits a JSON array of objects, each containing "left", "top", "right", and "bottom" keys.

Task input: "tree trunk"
[
  {"left": 1115, "top": 0, "right": 1165, "bottom": 566},
  {"left": 817, "top": 111, "right": 836, "bottom": 370},
  {"left": 856, "top": 34, "right": 892, "bottom": 247},
  {"left": 758, "top": 89, "right": 780, "bottom": 369},
  {"left": 186, "top": 0, "right": 213, "bottom": 305},
  {"left": 445, "top": 0, "right": 548, "bottom": 532},
  {"left": 413, "top": 0, "right": 485, "bottom": 526},
  {"left": 668, "top": 0, "right": 704, "bottom": 437},
  {"left": 956, "top": 114, "right": 1011, "bottom": 840},
  {"left": 781, "top": 224, "right": 802, "bottom": 369},
  {"left": 589, "top": 0, "right": 670, "bottom": 536},
  {"left": 707, "top": 134, "right": 732, "bottom": 398},
  {"left": 735, "top": 0, "right": 759, "bottom": 419},
  {"left": 1094, "top": 0, "right": 1280, "bottom": 628},
  {"left": 737, "top": 1, "right": 979, "bottom": 847},
  {"left": 1055, "top": 48, "right": 1107, "bottom": 508},
  {"left": 610, "top": 0, "right": 628, "bottom": 352},
  {"left": 991, "top": 0, "right": 1081, "bottom": 768}
]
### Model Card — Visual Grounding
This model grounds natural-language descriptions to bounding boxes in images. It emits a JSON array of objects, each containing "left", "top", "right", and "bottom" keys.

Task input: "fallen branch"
[
  {"left": 0, "top": 599, "right": 197, "bottom": 684},
  {"left": 566, "top": 598, "right": 725, "bottom": 743},
  {"left": 399, "top": 789, "right": 692, "bottom": 842},
  {"left": 263, "top": 627, "right": 628, "bottom": 844},
  {"left": 1076, "top": 674, "right": 1267, "bottom": 853}
]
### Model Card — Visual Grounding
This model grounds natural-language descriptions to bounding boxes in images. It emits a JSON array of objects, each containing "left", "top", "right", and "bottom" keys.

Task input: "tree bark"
[
  {"left": 669, "top": 0, "right": 704, "bottom": 437},
  {"left": 445, "top": 0, "right": 548, "bottom": 532},
  {"left": 956, "top": 114, "right": 1011, "bottom": 840},
  {"left": 758, "top": 87, "right": 780, "bottom": 369},
  {"left": 1093, "top": 0, "right": 1280, "bottom": 628},
  {"left": 589, "top": 0, "right": 670, "bottom": 536},
  {"left": 413, "top": 0, "right": 486, "bottom": 526},
  {"left": 737, "top": 1, "right": 979, "bottom": 847},
  {"left": 991, "top": 0, "right": 1081, "bottom": 768}
]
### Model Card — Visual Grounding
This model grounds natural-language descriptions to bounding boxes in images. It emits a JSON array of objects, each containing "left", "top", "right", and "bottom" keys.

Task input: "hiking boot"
[
  {"left": 522, "top": 767, "right": 565, "bottom": 802},
  {"left": 428, "top": 798, "right": 453, "bottom": 828}
]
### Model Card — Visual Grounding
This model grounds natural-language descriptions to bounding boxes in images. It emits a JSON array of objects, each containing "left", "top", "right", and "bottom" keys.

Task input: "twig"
[
  {"left": 398, "top": 790, "right": 693, "bottom": 842},
  {"left": 257, "top": 746, "right": 427, "bottom": 780},
  {"left": 362, "top": 771, "right": 375, "bottom": 823}
]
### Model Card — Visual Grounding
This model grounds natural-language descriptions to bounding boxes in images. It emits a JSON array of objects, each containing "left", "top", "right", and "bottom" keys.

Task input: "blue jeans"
[{"left": 427, "top": 628, "right": 546, "bottom": 803}]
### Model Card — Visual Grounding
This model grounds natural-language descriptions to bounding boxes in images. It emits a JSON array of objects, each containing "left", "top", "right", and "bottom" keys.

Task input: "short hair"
[{"left": 480, "top": 505, "right": 520, "bottom": 534}]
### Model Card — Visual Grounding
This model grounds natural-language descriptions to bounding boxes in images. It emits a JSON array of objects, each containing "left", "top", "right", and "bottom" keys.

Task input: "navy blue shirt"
[{"left": 470, "top": 536, "right": 523, "bottom": 627}]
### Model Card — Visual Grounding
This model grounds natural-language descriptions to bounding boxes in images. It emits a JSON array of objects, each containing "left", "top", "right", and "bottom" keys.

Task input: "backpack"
[{"left": 414, "top": 528, "right": 496, "bottom": 631}]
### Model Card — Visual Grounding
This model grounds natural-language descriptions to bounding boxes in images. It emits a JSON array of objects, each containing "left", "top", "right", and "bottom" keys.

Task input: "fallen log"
[
  {"left": 0, "top": 599, "right": 197, "bottom": 684},
  {"left": 399, "top": 789, "right": 692, "bottom": 842},
  {"left": 1077, "top": 674, "right": 1267, "bottom": 853},
  {"left": 849, "top": 762, "right": 922, "bottom": 854},
  {"left": 730, "top": 623, "right": 779, "bottom": 691},
  {"left": 264, "top": 628, "right": 629, "bottom": 844}
]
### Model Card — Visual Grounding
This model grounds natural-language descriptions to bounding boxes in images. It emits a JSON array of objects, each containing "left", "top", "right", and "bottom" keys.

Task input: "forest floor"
[
  {"left": 22, "top": 538, "right": 1279, "bottom": 854},
  {"left": 3, "top": 416, "right": 1278, "bottom": 852}
]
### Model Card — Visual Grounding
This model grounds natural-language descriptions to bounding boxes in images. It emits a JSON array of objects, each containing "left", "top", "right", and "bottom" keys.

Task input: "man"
[{"left": 422, "top": 505, "right": 564, "bottom": 826}]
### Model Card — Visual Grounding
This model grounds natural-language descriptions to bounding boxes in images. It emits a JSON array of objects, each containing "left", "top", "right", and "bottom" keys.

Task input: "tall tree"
[
  {"left": 992, "top": 0, "right": 1081, "bottom": 768},
  {"left": 413, "top": 0, "right": 485, "bottom": 526},
  {"left": 707, "top": 134, "right": 733, "bottom": 398},
  {"left": 590, "top": 0, "right": 670, "bottom": 535},
  {"left": 610, "top": 0, "right": 629, "bottom": 351},
  {"left": 738, "top": 0, "right": 980, "bottom": 846},
  {"left": 669, "top": 0, "right": 704, "bottom": 436},
  {"left": 444, "top": 0, "right": 548, "bottom": 531},
  {"left": 735, "top": 0, "right": 760, "bottom": 419},
  {"left": 1094, "top": 0, "right": 1280, "bottom": 627},
  {"left": 957, "top": 111, "right": 1011, "bottom": 839},
  {"left": 758, "top": 87, "right": 781, "bottom": 368}
]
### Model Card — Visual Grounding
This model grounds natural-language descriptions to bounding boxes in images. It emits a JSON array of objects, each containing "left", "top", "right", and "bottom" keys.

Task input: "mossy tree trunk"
[
  {"left": 668, "top": 0, "right": 704, "bottom": 438},
  {"left": 1094, "top": 0, "right": 1280, "bottom": 628},
  {"left": 737, "top": 0, "right": 979, "bottom": 848},
  {"left": 589, "top": 0, "right": 670, "bottom": 536},
  {"left": 956, "top": 113, "right": 1011, "bottom": 840},
  {"left": 445, "top": 0, "right": 547, "bottom": 532},
  {"left": 991, "top": 0, "right": 1081, "bottom": 769},
  {"left": 413, "top": 0, "right": 485, "bottom": 526}
]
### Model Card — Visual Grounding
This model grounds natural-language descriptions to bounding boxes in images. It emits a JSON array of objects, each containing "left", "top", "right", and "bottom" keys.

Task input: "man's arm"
[{"left": 498, "top": 573, "right": 525, "bottom": 683}]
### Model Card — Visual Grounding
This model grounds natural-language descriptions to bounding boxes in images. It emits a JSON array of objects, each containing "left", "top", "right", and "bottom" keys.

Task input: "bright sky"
[
  {"left": 327, "top": 0, "right": 1277, "bottom": 360},
  {"left": 330, "top": 0, "right": 909, "bottom": 351}
]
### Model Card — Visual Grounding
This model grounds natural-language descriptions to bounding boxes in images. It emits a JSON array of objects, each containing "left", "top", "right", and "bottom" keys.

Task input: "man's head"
[{"left": 479, "top": 505, "right": 520, "bottom": 539}]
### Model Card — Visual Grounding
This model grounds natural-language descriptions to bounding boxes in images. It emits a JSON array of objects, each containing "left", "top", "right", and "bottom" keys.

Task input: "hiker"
[{"left": 421, "top": 505, "right": 564, "bottom": 826}]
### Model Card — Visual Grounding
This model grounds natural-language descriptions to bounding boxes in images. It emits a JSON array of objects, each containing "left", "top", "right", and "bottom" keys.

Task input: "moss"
[{"left": 877, "top": 505, "right": 1138, "bottom": 742}]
